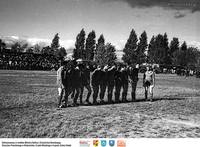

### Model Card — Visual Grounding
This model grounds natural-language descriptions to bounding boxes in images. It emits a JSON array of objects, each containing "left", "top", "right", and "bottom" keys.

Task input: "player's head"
[{"left": 146, "top": 65, "right": 152, "bottom": 71}]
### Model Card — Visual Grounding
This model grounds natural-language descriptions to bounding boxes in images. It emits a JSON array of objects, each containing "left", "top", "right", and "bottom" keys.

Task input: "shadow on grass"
[
  {"left": 64, "top": 96, "right": 187, "bottom": 108},
  {"left": 0, "top": 101, "right": 56, "bottom": 111},
  {"left": 0, "top": 96, "right": 188, "bottom": 110}
]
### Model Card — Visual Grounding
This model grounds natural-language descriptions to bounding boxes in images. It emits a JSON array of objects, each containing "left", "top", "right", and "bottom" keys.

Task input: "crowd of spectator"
[{"left": 0, "top": 49, "right": 59, "bottom": 70}]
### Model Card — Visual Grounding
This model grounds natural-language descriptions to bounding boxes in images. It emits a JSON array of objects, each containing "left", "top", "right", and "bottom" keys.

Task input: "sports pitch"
[{"left": 0, "top": 70, "right": 200, "bottom": 137}]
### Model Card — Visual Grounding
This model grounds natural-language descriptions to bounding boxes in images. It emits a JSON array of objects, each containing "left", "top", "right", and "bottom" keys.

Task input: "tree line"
[
  {"left": 0, "top": 33, "right": 67, "bottom": 62},
  {"left": 73, "top": 28, "right": 200, "bottom": 68},
  {"left": 0, "top": 28, "right": 200, "bottom": 68},
  {"left": 123, "top": 29, "right": 200, "bottom": 68},
  {"left": 73, "top": 29, "right": 117, "bottom": 66}
]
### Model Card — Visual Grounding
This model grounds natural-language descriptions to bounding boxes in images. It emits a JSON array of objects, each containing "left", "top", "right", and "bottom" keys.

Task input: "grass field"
[{"left": 0, "top": 70, "right": 200, "bottom": 138}]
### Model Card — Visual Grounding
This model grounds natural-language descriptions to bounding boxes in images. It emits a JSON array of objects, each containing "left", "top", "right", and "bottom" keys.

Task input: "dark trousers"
[
  {"left": 122, "top": 82, "right": 128, "bottom": 101},
  {"left": 58, "top": 88, "right": 68, "bottom": 107},
  {"left": 80, "top": 84, "right": 92, "bottom": 103},
  {"left": 100, "top": 83, "right": 107, "bottom": 101},
  {"left": 92, "top": 84, "right": 99, "bottom": 103},
  {"left": 72, "top": 87, "right": 81, "bottom": 104},
  {"left": 115, "top": 82, "right": 122, "bottom": 102},
  {"left": 131, "top": 81, "right": 138, "bottom": 101},
  {"left": 107, "top": 82, "right": 114, "bottom": 103}
]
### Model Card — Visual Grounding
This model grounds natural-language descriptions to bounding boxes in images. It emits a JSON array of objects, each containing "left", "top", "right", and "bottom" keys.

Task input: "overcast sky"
[{"left": 0, "top": 0, "right": 199, "bottom": 49}]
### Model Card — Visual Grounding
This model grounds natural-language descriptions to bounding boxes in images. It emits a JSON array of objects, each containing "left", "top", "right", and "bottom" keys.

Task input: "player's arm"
[
  {"left": 60, "top": 67, "right": 65, "bottom": 88},
  {"left": 143, "top": 72, "right": 146, "bottom": 86},
  {"left": 152, "top": 72, "right": 155, "bottom": 87}
]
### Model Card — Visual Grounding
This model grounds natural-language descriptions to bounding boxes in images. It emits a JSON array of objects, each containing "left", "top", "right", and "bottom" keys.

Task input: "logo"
[
  {"left": 117, "top": 140, "right": 126, "bottom": 147},
  {"left": 79, "top": 140, "right": 90, "bottom": 147},
  {"left": 93, "top": 140, "right": 99, "bottom": 147},
  {"left": 101, "top": 140, "right": 107, "bottom": 147},
  {"left": 109, "top": 140, "right": 115, "bottom": 147}
]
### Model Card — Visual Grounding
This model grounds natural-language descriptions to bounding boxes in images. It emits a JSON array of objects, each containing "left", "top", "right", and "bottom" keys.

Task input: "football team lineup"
[{"left": 0, "top": 70, "right": 200, "bottom": 137}]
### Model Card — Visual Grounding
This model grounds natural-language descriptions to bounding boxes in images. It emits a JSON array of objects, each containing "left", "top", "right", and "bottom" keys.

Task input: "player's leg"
[
  {"left": 85, "top": 85, "right": 92, "bottom": 104},
  {"left": 149, "top": 85, "right": 154, "bottom": 101}
]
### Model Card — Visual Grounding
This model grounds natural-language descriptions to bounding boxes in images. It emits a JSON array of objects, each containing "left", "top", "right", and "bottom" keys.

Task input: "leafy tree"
[
  {"left": 96, "top": 34, "right": 105, "bottom": 48},
  {"left": 26, "top": 47, "right": 34, "bottom": 53},
  {"left": 95, "top": 43, "right": 117, "bottom": 66},
  {"left": 57, "top": 47, "right": 67, "bottom": 61},
  {"left": 147, "top": 36, "right": 156, "bottom": 63},
  {"left": 155, "top": 34, "right": 164, "bottom": 64},
  {"left": 11, "top": 42, "right": 22, "bottom": 52},
  {"left": 181, "top": 41, "right": 187, "bottom": 51},
  {"left": 186, "top": 47, "right": 199, "bottom": 67},
  {"left": 0, "top": 39, "right": 6, "bottom": 51},
  {"left": 41, "top": 46, "right": 54, "bottom": 55},
  {"left": 74, "top": 29, "right": 86, "bottom": 59},
  {"left": 175, "top": 41, "right": 188, "bottom": 67},
  {"left": 163, "top": 33, "right": 171, "bottom": 65},
  {"left": 169, "top": 37, "right": 179, "bottom": 65},
  {"left": 73, "top": 48, "right": 78, "bottom": 59},
  {"left": 33, "top": 44, "right": 41, "bottom": 54},
  {"left": 148, "top": 34, "right": 169, "bottom": 65},
  {"left": 85, "top": 30, "right": 96, "bottom": 60},
  {"left": 180, "top": 41, "right": 187, "bottom": 66},
  {"left": 21, "top": 43, "right": 28, "bottom": 52},
  {"left": 95, "top": 43, "right": 106, "bottom": 66},
  {"left": 169, "top": 37, "right": 179, "bottom": 54},
  {"left": 105, "top": 43, "right": 117, "bottom": 65},
  {"left": 51, "top": 33, "right": 60, "bottom": 55},
  {"left": 94, "top": 34, "right": 105, "bottom": 60},
  {"left": 122, "top": 29, "right": 138, "bottom": 65},
  {"left": 137, "top": 31, "right": 148, "bottom": 64}
]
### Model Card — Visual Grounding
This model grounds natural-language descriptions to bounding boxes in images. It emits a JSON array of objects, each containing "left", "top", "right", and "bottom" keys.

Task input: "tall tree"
[
  {"left": 105, "top": 43, "right": 117, "bottom": 65},
  {"left": 57, "top": 47, "right": 67, "bottom": 61},
  {"left": 163, "top": 33, "right": 171, "bottom": 65},
  {"left": 148, "top": 34, "right": 168, "bottom": 64},
  {"left": 74, "top": 29, "right": 86, "bottom": 59},
  {"left": 95, "top": 43, "right": 117, "bottom": 66},
  {"left": 51, "top": 33, "right": 60, "bottom": 55},
  {"left": 155, "top": 34, "right": 164, "bottom": 64},
  {"left": 26, "top": 47, "right": 34, "bottom": 53},
  {"left": 85, "top": 30, "right": 96, "bottom": 60},
  {"left": 186, "top": 47, "right": 199, "bottom": 68},
  {"left": 96, "top": 34, "right": 105, "bottom": 48},
  {"left": 148, "top": 36, "right": 156, "bottom": 63},
  {"left": 179, "top": 41, "right": 188, "bottom": 66},
  {"left": 94, "top": 34, "right": 105, "bottom": 60},
  {"left": 122, "top": 29, "right": 138, "bottom": 65},
  {"left": 41, "top": 46, "right": 54, "bottom": 55},
  {"left": 33, "top": 44, "right": 41, "bottom": 54},
  {"left": 137, "top": 31, "right": 148, "bottom": 64},
  {"left": 0, "top": 39, "right": 6, "bottom": 51},
  {"left": 95, "top": 43, "right": 106, "bottom": 66},
  {"left": 174, "top": 41, "right": 188, "bottom": 67},
  {"left": 169, "top": 37, "right": 180, "bottom": 65},
  {"left": 11, "top": 42, "right": 22, "bottom": 52},
  {"left": 169, "top": 37, "right": 179, "bottom": 54},
  {"left": 181, "top": 41, "right": 187, "bottom": 51},
  {"left": 21, "top": 43, "right": 28, "bottom": 52}
]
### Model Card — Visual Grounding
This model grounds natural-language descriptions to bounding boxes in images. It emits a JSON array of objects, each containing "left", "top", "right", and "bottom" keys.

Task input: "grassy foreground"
[{"left": 0, "top": 70, "right": 200, "bottom": 138}]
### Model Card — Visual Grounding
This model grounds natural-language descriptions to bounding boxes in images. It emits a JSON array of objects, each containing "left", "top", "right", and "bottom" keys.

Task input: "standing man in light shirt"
[
  {"left": 57, "top": 60, "right": 68, "bottom": 108},
  {"left": 143, "top": 65, "right": 155, "bottom": 101}
]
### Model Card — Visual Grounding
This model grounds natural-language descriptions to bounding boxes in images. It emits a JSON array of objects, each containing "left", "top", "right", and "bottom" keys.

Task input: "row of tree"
[
  {"left": 1, "top": 28, "right": 200, "bottom": 68},
  {"left": 0, "top": 34, "right": 67, "bottom": 61},
  {"left": 73, "top": 29, "right": 117, "bottom": 65},
  {"left": 122, "top": 29, "right": 200, "bottom": 68},
  {"left": 73, "top": 28, "right": 200, "bottom": 68}
]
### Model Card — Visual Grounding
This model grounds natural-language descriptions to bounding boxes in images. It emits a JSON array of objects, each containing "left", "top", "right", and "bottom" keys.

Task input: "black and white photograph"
[{"left": 0, "top": 0, "right": 200, "bottom": 139}]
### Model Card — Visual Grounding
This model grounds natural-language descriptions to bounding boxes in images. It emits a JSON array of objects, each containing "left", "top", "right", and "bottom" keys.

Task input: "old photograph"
[{"left": 0, "top": 0, "right": 200, "bottom": 138}]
